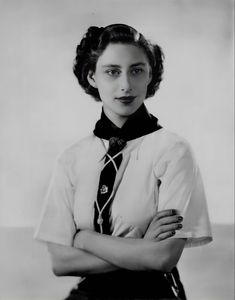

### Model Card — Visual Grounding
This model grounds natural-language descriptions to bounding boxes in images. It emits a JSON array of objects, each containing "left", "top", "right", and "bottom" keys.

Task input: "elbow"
[
  {"left": 51, "top": 255, "right": 66, "bottom": 276},
  {"left": 52, "top": 266, "right": 64, "bottom": 277},
  {"left": 52, "top": 266, "right": 63, "bottom": 277},
  {"left": 47, "top": 243, "right": 86, "bottom": 277},
  {"left": 47, "top": 244, "right": 70, "bottom": 277},
  {"left": 145, "top": 240, "right": 186, "bottom": 273},
  {"left": 53, "top": 269, "right": 67, "bottom": 277},
  {"left": 146, "top": 251, "right": 178, "bottom": 273},
  {"left": 51, "top": 257, "right": 84, "bottom": 277},
  {"left": 160, "top": 255, "right": 176, "bottom": 273}
]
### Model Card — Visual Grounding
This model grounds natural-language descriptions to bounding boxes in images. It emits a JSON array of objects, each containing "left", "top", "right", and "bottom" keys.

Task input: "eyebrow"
[{"left": 102, "top": 62, "right": 147, "bottom": 68}]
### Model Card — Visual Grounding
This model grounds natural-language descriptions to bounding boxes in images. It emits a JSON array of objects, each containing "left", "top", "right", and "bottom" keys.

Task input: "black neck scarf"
[
  {"left": 93, "top": 104, "right": 162, "bottom": 234},
  {"left": 93, "top": 103, "right": 162, "bottom": 141}
]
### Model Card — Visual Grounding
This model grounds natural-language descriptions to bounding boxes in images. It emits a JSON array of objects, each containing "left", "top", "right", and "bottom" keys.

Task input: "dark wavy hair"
[{"left": 73, "top": 24, "right": 164, "bottom": 101}]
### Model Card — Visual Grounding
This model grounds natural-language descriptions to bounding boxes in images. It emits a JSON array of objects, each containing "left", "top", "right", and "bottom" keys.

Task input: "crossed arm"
[{"left": 47, "top": 209, "right": 186, "bottom": 277}]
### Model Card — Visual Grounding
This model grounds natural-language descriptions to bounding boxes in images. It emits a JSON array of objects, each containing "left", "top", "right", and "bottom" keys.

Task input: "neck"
[{"left": 103, "top": 108, "right": 128, "bottom": 128}]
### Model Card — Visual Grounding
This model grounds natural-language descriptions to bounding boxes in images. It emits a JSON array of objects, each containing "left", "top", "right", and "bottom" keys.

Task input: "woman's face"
[{"left": 88, "top": 43, "right": 152, "bottom": 127}]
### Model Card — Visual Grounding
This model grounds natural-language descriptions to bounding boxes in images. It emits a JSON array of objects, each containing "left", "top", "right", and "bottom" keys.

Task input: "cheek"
[
  {"left": 97, "top": 81, "right": 115, "bottom": 97},
  {"left": 134, "top": 79, "right": 149, "bottom": 93}
]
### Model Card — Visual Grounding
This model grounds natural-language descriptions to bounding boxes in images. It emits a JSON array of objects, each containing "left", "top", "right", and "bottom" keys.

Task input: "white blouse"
[{"left": 34, "top": 129, "right": 212, "bottom": 247}]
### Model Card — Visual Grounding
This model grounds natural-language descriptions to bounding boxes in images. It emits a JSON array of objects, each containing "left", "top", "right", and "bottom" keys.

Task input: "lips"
[{"left": 115, "top": 96, "right": 136, "bottom": 103}]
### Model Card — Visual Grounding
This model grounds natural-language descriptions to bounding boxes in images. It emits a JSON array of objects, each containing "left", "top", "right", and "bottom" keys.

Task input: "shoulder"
[
  {"left": 144, "top": 128, "right": 194, "bottom": 156},
  {"left": 56, "top": 134, "right": 100, "bottom": 167},
  {"left": 143, "top": 129, "right": 197, "bottom": 175}
]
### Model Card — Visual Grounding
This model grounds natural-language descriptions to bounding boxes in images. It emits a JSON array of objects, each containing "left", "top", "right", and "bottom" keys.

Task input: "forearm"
[
  {"left": 47, "top": 242, "right": 119, "bottom": 277},
  {"left": 76, "top": 230, "right": 185, "bottom": 272}
]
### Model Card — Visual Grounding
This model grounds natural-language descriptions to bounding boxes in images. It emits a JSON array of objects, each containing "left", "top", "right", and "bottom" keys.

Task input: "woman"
[{"left": 34, "top": 24, "right": 212, "bottom": 299}]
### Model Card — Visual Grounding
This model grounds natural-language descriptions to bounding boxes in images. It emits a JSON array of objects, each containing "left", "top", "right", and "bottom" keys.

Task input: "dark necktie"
[
  {"left": 93, "top": 104, "right": 162, "bottom": 235},
  {"left": 94, "top": 137, "right": 126, "bottom": 234}
]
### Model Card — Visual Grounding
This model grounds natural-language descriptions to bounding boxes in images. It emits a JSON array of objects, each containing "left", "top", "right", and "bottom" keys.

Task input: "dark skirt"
[{"left": 64, "top": 268, "right": 187, "bottom": 300}]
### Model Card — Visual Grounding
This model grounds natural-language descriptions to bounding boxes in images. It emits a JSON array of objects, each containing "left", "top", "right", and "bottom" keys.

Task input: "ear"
[
  {"left": 147, "top": 69, "right": 152, "bottom": 85},
  {"left": 87, "top": 71, "right": 97, "bottom": 88}
]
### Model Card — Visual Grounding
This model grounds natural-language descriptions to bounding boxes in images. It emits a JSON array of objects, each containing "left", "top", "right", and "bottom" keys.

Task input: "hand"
[{"left": 144, "top": 209, "right": 183, "bottom": 241}]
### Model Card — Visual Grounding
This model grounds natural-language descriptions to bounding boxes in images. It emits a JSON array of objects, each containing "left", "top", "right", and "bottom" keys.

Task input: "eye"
[
  {"left": 131, "top": 68, "right": 144, "bottom": 75},
  {"left": 105, "top": 69, "right": 121, "bottom": 77}
]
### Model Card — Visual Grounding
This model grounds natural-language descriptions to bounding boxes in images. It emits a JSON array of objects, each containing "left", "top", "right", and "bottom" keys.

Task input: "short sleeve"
[
  {"left": 34, "top": 156, "right": 76, "bottom": 246},
  {"left": 154, "top": 140, "right": 212, "bottom": 247}
]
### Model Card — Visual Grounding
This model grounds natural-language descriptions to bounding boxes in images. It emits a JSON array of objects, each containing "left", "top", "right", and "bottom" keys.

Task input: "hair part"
[{"left": 73, "top": 24, "right": 164, "bottom": 101}]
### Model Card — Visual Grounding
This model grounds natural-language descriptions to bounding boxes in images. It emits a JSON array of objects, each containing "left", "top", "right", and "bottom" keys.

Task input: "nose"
[{"left": 120, "top": 73, "right": 132, "bottom": 93}]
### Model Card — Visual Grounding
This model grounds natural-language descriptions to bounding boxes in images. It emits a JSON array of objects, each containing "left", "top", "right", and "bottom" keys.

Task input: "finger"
[
  {"left": 155, "top": 209, "right": 180, "bottom": 220},
  {"left": 156, "top": 222, "right": 183, "bottom": 235},
  {"left": 155, "top": 230, "right": 176, "bottom": 241},
  {"left": 149, "top": 215, "right": 183, "bottom": 228},
  {"left": 144, "top": 221, "right": 182, "bottom": 240},
  {"left": 160, "top": 215, "right": 183, "bottom": 225},
  {"left": 155, "top": 209, "right": 178, "bottom": 220}
]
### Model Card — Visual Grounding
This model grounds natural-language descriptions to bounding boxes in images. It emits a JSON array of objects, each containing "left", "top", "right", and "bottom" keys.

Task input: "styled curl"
[{"left": 73, "top": 24, "right": 164, "bottom": 101}]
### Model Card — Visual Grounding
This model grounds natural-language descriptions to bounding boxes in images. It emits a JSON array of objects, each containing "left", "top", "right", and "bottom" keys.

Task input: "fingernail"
[
  {"left": 178, "top": 216, "right": 183, "bottom": 221},
  {"left": 171, "top": 231, "right": 175, "bottom": 235},
  {"left": 178, "top": 224, "right": 183, "bottom": 229},
  {"left": 171, "top": 209, "right": 177, "bottom": 215}
]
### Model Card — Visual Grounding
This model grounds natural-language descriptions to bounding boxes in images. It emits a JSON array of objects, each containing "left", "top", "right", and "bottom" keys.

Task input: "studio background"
[{"left": 0, "top": 0, "right": 234, "bottom": 300}]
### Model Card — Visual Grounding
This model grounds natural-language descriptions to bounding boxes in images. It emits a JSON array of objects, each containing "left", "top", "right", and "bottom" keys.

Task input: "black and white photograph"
[{"left": 0, "top": 1, "right": 234, "bottom": 300}]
